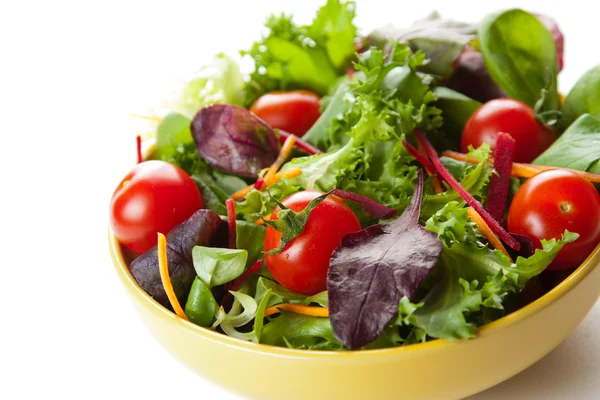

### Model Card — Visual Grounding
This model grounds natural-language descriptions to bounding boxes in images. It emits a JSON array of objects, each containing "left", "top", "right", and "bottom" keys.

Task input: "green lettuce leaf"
[
  {"left": 192, "top": 247, "right": 247, "bottom": 288},
  {"left": 175, "top": 53, "right": 245, "bottom": 119},
  {"left": 234, "top": 178, "right": 300, "bottom": 222},
  {"left": 255, "top": 277, "right": 328, "bottom": 308},
  {"left": 260, "top": 311, "right": 343, "bottom": 349},
  {"left": 243, "top": 0, "right": 356, "bottom": 105}
]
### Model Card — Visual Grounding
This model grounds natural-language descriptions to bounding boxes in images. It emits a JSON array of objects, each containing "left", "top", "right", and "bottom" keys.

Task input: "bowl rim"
[{"left": 109, "top": 138, "right": 600, "bottom": 359}]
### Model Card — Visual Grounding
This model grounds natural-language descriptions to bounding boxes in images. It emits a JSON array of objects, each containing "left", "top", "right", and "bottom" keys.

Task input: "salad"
[{"left": 109, "top": 0, "right": 600, "bottom": 350}]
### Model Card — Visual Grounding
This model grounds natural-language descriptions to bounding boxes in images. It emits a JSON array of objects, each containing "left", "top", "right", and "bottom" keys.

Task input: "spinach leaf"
[
  {"left": 327, "top": 171, "right": 442, "bottom": 349},
  {"left": 235, "top": 221, "right": 266, "bottom": 267},
  {"left": 534, "top": 114, "right": 600, "bottom": 173},
  {"left": 302, "top": 79, "right": 350, "bottom": 150},
  {"left": 478, "top": 9, "right": 558, "bottom": 111},
  {"left": 369, "top": 12, "right": 477, "bottom": 78},
  {"left": 192, "top": 247, "right": 247, "bottom": 288},
  {"left": 560, "top": 66, "right": 600, "bottom": 131},
  {"left": 433, "top": 87, "right": 481, "bottom": 144}
]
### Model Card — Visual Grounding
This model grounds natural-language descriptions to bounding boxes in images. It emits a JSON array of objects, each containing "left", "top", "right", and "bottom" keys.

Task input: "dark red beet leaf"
[
  {"left": 327, "top": 170, "right": 442, "bottom": 349},
  {"left": 485, "top": 132, "right": 516, "bottom": 222},
  {"left": 331, "top": 189, "right": 397, "bottom": 219},
  {"left": 130, "top": 210, "right": 228, "bottom": 309},
  {"left": 191, "top": 104, "right": 279, "bottom": 178}
]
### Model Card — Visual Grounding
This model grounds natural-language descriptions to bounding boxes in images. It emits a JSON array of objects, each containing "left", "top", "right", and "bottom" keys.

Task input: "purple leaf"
[
  {"left": 327, "top": 170, "right": 442, "bottom": 349},
  {"left": 130, "top": 210, "right": 227, "bottom": 309},
  {"left": 445, "top": 46, "right": 507, "bottom": 103},
  {"left": 191, "top": 104, "right": 279, "bottom": 178}
]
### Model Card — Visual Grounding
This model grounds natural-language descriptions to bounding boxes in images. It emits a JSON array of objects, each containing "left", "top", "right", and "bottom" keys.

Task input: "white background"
[{"left": 1, "top": 0, "right": 598, "bottom": 399}]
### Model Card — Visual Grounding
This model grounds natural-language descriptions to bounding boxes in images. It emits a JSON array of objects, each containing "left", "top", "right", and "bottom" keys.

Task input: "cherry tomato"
[
  {"left": 461, "top": 99, "right": 556, "bottom": 163},
  {"left": 508, "top": 170, "right": 600, "bottom": 270},
  {"left": 110, "top": 160, "right": 204, "bottom": 254},
  {"left": 249, "top": 90, "right": 321, "bottom": 137},
  {"left": 264, "top": 191, "right": 361, "bottom": 295}
]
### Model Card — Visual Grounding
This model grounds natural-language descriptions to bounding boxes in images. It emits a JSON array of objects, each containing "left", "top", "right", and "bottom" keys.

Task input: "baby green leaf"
[
  {"left": 192, "top": 247, "right": 247, "bottom": 288},
  {"left": 478, "top": 9, "right": 558, "bottom": 111}
]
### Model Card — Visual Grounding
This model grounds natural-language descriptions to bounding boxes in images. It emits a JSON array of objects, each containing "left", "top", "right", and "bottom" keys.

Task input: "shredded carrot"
[
  {"left": 157, "top": 233, "right": 188, "bottom": 320},
  {"left": 254, "top": 215, "right": 271, "bottom": 225},
  {"left": 442, "top": 150, "right": 600, "bottom": 183},
  {"left": 466, "top": 208, "right": 512, "bottom": 260},
  {"left": 265, "top": 167, "right": 301, "bottom": 185},
  {"left": 230, "top": 185, "right": 254, "bottom": 201},
  {"left": 230, "top": 168, "right": 302, "bottom": 201},
  {"left": 263, "top": 303, "right": 329, "bottom": 318},
  {"left": 264, "top": 134, "right": 296, "bottom": 182}
]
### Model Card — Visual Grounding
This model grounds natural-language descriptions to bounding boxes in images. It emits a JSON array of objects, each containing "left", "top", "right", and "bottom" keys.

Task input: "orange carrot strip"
[
  {"left": 157, "top": 233, "right": 188, "bottom": 320},
  {"left": 230, "top": 185, "right": 254, "bottom": 201},
  {"left": 466, "top": 208, "right": 512, "bottom": 261},
  {"left": 264, "top": 134, "right": 297, "bottom": 182},
  {"left": 230, "top": 168, "right": 302, "bottom": 201},
  {"left": 264, "top": 303, "right": 329, "bottom": 318},
  {"left": 442, "top": 150, "right": 600, "bottom": 183}
]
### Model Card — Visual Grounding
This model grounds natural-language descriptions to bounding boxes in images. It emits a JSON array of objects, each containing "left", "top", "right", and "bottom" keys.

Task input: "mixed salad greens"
[{"left": 110, "top": 0, "right": 600, "bottom": 350}]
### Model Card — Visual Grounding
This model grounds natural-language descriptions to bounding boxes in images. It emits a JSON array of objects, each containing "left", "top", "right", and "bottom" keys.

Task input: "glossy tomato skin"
[
  {"left": 508, "top": 170, "right": 600, "bottom": 270},
  {"left": 110, "top": 160, "right": 204, "bottom": 254},
  {"left": 461, "top": 99, "right": 556, "bottom": 163},
  {"left": 264, "top": 191, "right": 361, "bottom": 295},
  {"left": 249, "top": 90, "right": 321, "bottom": 137}
]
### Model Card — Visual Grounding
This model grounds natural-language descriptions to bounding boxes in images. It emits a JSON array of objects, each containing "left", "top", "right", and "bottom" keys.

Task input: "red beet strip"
[
  {"left": 278, "top": 130, "right": 323, "bottom": 155},
  {"left": 415, "top": 132, "right": 521, "bottom": 251},
  {"left": 486, "top": 132, "right": 516, "bottom": 222},
  {"left": 136, "top": 135, "right": 143, "bottom": 164},
  {"left": 402, "top": 140, "right": 435, "bottom": 174},
  {"left": 332, "top": 189, "right": 397, "bottom": 219},
  {"left": 226, "top": 198, "right": 237, "bottom": 249},
  {"left": 254, "top": 178, "right": 265, "bottom": 190}
]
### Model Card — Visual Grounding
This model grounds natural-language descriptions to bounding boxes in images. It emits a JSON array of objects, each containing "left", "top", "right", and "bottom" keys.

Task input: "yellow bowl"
[{"left": 109, "top": 226, "right": 600, "bottom": 399}]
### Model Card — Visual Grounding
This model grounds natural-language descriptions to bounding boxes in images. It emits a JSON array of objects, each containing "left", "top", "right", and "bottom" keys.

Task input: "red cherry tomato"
[
  {"left": 264, "top": 191, "right": 361, "bottom": 295},
  {"left": 249, "top": 90, "right": 321, "bottom": 137},
  {"left": 461, "top": 99, "right": 556, "bottom": 163},
  {"left": 508, "top": 169, "right": 600, "bottom": 270},
  {"left": 110, "top": 160, "right": 204, "bottom": 254}
]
